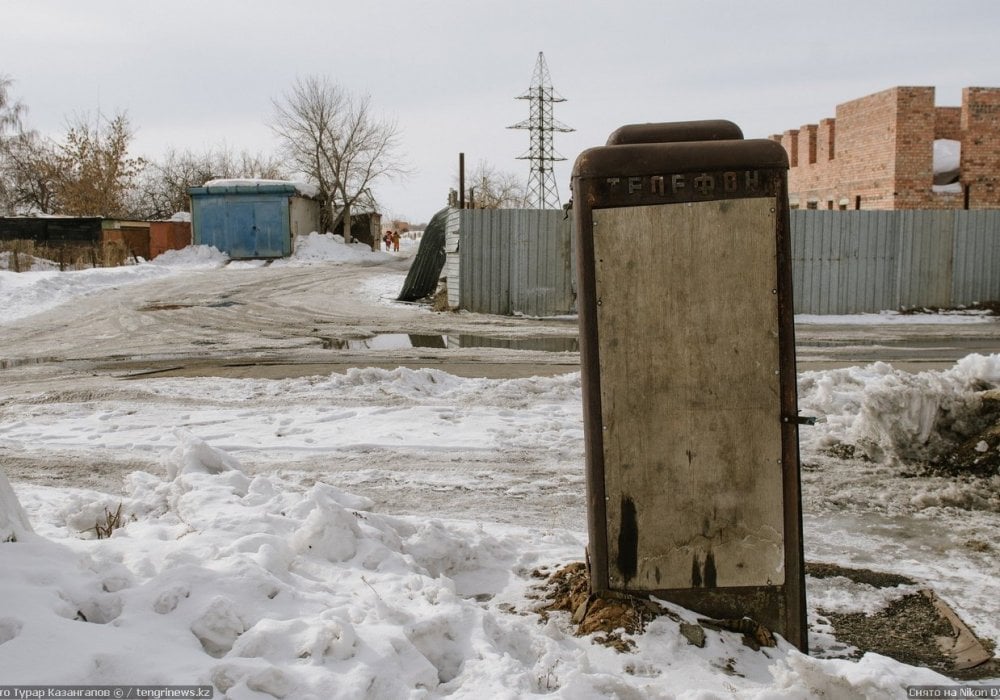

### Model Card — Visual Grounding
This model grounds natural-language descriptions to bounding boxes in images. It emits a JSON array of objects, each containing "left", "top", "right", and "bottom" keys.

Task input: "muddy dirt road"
[{"left": 3, "top": 254, "right": 997, "bottom": 387}]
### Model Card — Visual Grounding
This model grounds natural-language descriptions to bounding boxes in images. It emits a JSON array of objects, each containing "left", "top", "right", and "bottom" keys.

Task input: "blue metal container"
[{"left": 188, "top": 181, "right": 319, "bottom": 259}]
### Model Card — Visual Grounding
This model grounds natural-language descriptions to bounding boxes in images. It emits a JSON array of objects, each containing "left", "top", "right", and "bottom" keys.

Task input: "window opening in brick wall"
[{"left": 932, "top": 139, "right": 961, "bottom": 193}]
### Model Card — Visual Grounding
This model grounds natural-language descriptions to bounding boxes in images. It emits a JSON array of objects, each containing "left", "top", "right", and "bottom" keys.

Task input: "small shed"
[
  {"left": 188, "top": 179, "right": 321, "bottom": 259},
  {"left": 149, "top": 219, "right": 192, "bottom": 259},
  {"left": 0, "top": 216, "right": 152, "bottom": 262},
  {"left": 101, "top": 219, "right": 151, "bottom": 260}
]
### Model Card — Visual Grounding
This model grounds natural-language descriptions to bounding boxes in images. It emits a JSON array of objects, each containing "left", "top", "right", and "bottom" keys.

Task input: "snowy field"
[{"left": 1, "top": 236, "right": 998, "bottom": 698}]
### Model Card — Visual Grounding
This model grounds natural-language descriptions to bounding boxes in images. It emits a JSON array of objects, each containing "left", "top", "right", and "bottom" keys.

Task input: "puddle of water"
[
  {"left": 452, "top": 335, "right": 579, "bottom": 352},
  {"left": 320, "top": 334, "right": 578, "bottom": 353}
]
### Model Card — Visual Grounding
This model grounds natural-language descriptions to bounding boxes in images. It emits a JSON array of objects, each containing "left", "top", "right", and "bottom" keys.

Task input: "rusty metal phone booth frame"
[{"left": 572, "top": 122, "right": 807, "bottom": 651}]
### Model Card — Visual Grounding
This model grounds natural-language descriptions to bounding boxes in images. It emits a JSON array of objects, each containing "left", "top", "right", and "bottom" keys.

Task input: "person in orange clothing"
[{"left": 391, "top": 230, "right": 400, "bottom": 252}]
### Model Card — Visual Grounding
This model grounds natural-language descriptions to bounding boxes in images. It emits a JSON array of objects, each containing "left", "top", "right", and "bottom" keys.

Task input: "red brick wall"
[
  {"left": 775, "top": 86, "right": 1000, "bottom": 209},
  {"left": 893, "top": 87, "right": 936, "bottom": 209},
  {"left": 936, "top": 107, "right": 961, "bottom": 139},
  {"left": 961, "top": 87, "right": 1000, "bottom": 207}
]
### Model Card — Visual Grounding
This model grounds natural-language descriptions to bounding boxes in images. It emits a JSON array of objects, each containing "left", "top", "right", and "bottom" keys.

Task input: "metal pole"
[{"left": 459, "top": 153, "right": 466, "bottom": 209}]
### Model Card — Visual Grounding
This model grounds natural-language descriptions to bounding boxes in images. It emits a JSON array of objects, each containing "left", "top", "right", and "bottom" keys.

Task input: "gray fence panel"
[
  {"left": 450, "top": 208, "right": 1000, "bottom": 317},
  {"left": 953, "top": 210, "right": 1000, "bottom": 305},
  {"left": 896, "top": 210, "right": 954, "bottom": 308},
  {"left": 514, "top": 210, "right": 534, "bottom": 316},
  {"left": 452, "top": 208, "right": 575, "bottom": 317},
  {"left": 791, "top": 211, "right": 843, "bottom": 314},
  {"left": 792, "top": 211, "right": 902, "bottom": 315},
  {"left": 789, "top": 210, "right": 815, "bottom": 314},
  {"left": 845, "top": 211, "right": 897, "bottom": 314},
  {"left": 869, "top": 211, "right": 899, "bottom": 313},
  {"left": 510, "top": 210, "right": 575, "bottom": 317}
]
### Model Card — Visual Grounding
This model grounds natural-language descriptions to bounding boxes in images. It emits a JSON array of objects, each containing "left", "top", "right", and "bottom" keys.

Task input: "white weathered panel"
[
  {"left": 288, "top": 197, "right": 321, "bottom": 237},
  {"left": 445, "top": 208, "right": 461, "bottom": 309},
  {"left": 594, "top": 199, "right": 784, "bottom": 591}
]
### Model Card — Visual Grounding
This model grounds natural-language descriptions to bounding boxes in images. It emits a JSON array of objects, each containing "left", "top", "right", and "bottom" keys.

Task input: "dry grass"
[
  {"left": 0, "top": 239, "right": 131, "bottom": 271},
  {"left": 92, "top": 503, "right": 125, "bottom": 539}
]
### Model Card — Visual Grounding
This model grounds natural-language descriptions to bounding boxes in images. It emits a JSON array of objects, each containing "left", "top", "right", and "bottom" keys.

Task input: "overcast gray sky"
[{"left": 4, "top": 0, "right": 999, "bottom": 223}]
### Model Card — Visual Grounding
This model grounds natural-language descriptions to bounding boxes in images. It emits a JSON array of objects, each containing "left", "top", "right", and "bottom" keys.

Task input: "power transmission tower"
[{"left": 508, "top": 52, "right": 574, "bottom": 209}]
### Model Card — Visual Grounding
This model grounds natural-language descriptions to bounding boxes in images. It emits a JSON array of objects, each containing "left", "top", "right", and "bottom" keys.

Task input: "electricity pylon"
[{"left": 508, "top": 52, "right": 574, "bottom": 209}]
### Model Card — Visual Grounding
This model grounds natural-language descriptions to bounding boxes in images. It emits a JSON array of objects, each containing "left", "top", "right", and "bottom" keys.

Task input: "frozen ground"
[{"left": 1, "top": 235, "right": 997, "bottom": 698}]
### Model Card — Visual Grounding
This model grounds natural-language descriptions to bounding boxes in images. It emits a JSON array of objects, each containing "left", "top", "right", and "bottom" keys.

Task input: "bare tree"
[
  {"left": 1, "top": 130, "right": 61, "bottom": 215},
  {"left": 465, "top": 160, "right": 528, "bottom": 209},
  {"left": 270, "top": 76, "right": 405, "bottom": 241},
  {"left": 0, "top": 75, "right": 33, "bottom": 214},
  {"left": 2, "top": 84, "right": 149, "bottom": 218},
  {"left": 0, "top": 75, "right": 25, "bottom": 138},
  {"left": 53, "top": 111, "right": 146, "bottom": 217},
  {"left": 129, "top": 146, "right": 287, "bottom": 220}
]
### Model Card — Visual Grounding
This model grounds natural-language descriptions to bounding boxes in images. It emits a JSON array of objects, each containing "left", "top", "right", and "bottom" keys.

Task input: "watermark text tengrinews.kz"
[{"left": 0, "top": 687, "right": 213, "bottom": 699}]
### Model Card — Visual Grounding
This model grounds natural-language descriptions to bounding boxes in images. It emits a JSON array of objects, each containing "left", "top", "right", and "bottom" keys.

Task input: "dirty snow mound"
[{"left": 0, "top": 469, "right": 33, "bottom": 542}]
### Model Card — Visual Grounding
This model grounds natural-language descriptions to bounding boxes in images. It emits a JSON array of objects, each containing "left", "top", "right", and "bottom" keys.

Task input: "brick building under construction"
[{"left": 770, "top": 86, "right": 1000, "bottom": 210}]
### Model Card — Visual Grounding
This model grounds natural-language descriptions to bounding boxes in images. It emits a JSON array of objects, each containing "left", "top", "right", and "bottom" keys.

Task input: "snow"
[
  {"left": 796, "top": 309, "right": 993, "bottom": 325},
  {"left": 202, "top": 178, "right": 320, "bottom": 198},
  {"left": 0, "top": 245, "right": 230, "bottom": 324},
  {"left": 934, "top": 139, "right": 961, "bottom": 175},
  {"left": 273, "top": 232, "right": 395, "bottom": 266},
  {"left": 932, "top": 140, "right": 962, "bottom": 193},
  {"left": 0, "top": 470, "right": 33, "bottom": 542},
  {"left": 1, "top": 240, "right": 998, "bottom": 696}
]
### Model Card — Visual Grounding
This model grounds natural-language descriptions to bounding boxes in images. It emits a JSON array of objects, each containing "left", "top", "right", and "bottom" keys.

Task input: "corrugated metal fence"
[
  {"left": 446, "top": 208, "right": 575, "bottom": 316},
  {"left": 791, "top": 210, "right": 1000, "bottom": 313},
  {"left": 446, "top": 208, "right": 1000, "bottom": 316}
]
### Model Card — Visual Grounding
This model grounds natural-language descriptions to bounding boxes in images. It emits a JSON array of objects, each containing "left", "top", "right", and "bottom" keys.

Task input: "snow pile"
[
  {"left": 165, "top": 429, "right": 245, "bottom": 479},
  {"left": 202, "top": 178, "right": 320, "bottom": 198},
  {"left": 0, "top": 245, "right": 233, "bottom": 325},
  {"left": 0, "top": 470, "right": 33, "bottom": 542},
  {"left": 276, "top": 232, "right": 394, "bottom": 266},
  {"left": 933, "top": 139, "right": 962, "bottom": 193},
  {"left": 169, "top": 211, "right": 192, "bottom": 222},
  {"left": 0, "top": 265, "right": 179, "bottom": 325},
  {"left": 0, "top": 251, "right": 62, "bottom": 272},
  {"left": 151, "top": 244, "right": 229, "bottom": 268},
  {"left": 796, "top": 309, "right": 994, "bottom": 325},
  {"left": 934, "top": 139, "right": 961, "bottom": 176},
  {"left": 2, "top": 433, "right": 956, "bottom": 696},
  {"left": 807, "top": 575, "right": 923, "bottom": 616},
  {"left": 799, "top": 354, "right": 1000, "bottom": 464}
]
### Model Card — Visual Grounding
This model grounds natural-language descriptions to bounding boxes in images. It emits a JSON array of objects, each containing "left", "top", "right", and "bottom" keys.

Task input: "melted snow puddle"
[{"left": 320, "top": 333, "right": 579, "bottom": 352}]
